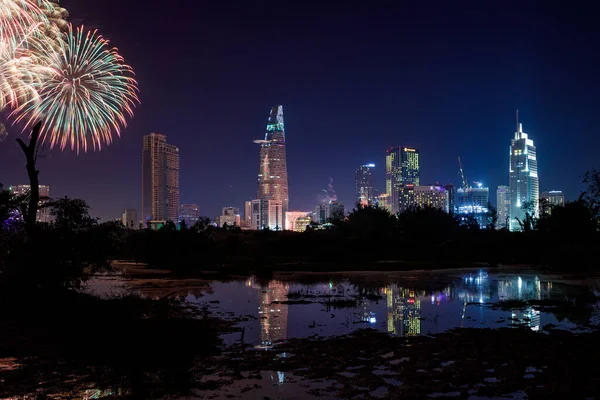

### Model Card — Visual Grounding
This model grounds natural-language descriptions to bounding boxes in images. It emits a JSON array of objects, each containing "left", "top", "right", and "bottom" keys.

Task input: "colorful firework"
[
  {"left": 0, "top": 0, "right": 49, "bottom": 45},
  {"left": 13, "top": 25, "right": 140, "bottom": 152},
  {"left": 0, "top": 23, "right": 54, "bottom": 111},
  {"left": 35, "top": 0, "right": 69, "bottom": 50}
]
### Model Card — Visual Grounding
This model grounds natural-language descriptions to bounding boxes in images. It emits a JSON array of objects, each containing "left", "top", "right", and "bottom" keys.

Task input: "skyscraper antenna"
[{"left": 516, "top": 109, "right": 519, "bottom": 132}]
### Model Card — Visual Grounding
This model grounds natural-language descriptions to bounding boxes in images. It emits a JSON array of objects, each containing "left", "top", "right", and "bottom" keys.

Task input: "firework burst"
[
  {"left": 13, "top": 25, "right": 140, "bottom": 152},
  {"left": 0, "top": 0, "right": 49, "bottom": 45},
  {"left": 0, "top": 23, "right": 54, "bottom": 111}
]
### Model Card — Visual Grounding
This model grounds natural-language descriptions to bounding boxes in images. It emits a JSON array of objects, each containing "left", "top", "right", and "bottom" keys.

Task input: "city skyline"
[{"left": 0, "top": 1, "right": 598, "bottom": 220}]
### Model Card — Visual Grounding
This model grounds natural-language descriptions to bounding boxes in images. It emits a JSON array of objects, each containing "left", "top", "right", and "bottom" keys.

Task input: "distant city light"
[{"left": 365, "top": 163, "right": 375, "bottom": 167}]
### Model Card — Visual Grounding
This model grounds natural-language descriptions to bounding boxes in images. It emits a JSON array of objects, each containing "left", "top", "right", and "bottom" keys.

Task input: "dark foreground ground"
[{"left": 212, "top": 328, "right": 600, "bottom": 399}]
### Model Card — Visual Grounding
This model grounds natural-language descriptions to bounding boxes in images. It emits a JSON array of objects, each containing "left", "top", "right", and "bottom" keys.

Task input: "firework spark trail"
[
  {"left": 0, "top": 0, "right": 49, "bottom": 45},
  {"left": 12, "top": 25, "right": 140, "bottom": 153},
  {"left": 0, "top": 22, "right": 55, "bottom": 111}
]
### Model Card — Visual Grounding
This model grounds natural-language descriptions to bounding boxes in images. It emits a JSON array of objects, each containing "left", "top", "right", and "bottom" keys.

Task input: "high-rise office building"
[
  {"left": 377, "top": 193, "right": 392, "bottom": 213},
  {"left": 251, "top": 199, "right": 283, "bottom": 230},
  {"left": 497, "top": 186, "right": 510, "bottom": 229},
  {"left": 398, "top": 185, "right": 449, "bottom": 213},
  {"left": 386, "top": 147, "right": 419, "bottom": 214},
  {"left": 141, "top": 133, "right": 179, "bottom": 223},
  {"left": 355, "top": 163, "right": 376, "bottom": 206},
  {"left": 179, "top": 204, "right": 200, "bottom": 227},
  {"left": 121, "top": 209, "right": 137, "bottom": 229},
  {"left": 243, "top": 200, "right": 252, "bottom": 228},
  {"left": 414, "top": 186, "right": 449, "bottom": 212},
  {"left": 541, "top": 190, "right": 564, "bottom": 214},
  {"left": 9, "top": 184, "right": 51, "bottom": 223},
  {"left": 509, "top": 115, "right": 539, "bottom": 231},
  {"left": 255, "top": 105, "right": 289, "bottom": 229},
  {"left": 456, "top": 186, "right": 489, "bottom": 213},
  {"left": 457, "top": 185, "right": 489, "bottom": 228},
  {"left": 444, "top": 183, "right": 456, "bottom": 213}
]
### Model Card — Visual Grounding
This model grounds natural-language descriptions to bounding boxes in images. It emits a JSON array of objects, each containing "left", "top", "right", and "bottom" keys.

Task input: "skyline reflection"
[{"left": 229, "top": 272, "right": 583, "bottom": 347}]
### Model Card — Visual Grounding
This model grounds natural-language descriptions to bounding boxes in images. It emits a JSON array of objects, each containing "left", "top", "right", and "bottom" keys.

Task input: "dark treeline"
[
  {"left": 2, "top": 169, "right": 600, "bottom": 287},
  {"left": 113, "top": 169, "right": 600, "bottom": 274}
]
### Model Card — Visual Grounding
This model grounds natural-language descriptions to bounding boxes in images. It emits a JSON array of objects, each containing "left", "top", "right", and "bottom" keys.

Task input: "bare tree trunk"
[{"left": 16, "top": 122, "right": 42, "bottom": 235}]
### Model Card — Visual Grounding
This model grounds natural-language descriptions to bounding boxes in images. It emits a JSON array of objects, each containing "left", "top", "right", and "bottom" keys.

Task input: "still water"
[{"left": 89, "top": 268, "right": 600, "bottom": 347}]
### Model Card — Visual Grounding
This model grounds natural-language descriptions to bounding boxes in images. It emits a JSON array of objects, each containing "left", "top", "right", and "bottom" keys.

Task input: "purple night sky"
[{"left": 1, "top": 1, "right": 599, "bottom": 220}]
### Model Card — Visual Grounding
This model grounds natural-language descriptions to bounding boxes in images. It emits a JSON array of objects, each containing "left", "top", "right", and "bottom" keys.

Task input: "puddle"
[{"left": 87, "top": 270, "right": 600, "bottom": 348}]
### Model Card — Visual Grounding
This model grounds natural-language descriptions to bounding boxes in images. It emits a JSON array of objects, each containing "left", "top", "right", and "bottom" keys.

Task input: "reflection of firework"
[{"left": 318, "top": 177, "right": 337, "bottom": 204}]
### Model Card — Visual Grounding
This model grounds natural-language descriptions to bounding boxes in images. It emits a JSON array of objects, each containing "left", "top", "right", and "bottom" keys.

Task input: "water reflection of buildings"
[
  {"left": 497, "top": 276, "right": 551, "bottom": 331},
  {"left": 247, "top": 278, "right": 289, "bottom": 348},
  {"left": 247, "top": 278, "right": 289, "bottom": 384},
  {"left": 385, "top": 284, "right": 422, "bottom": 336},
  {"left": 457, "top": 271, "right": 492, "bottom": 304}
]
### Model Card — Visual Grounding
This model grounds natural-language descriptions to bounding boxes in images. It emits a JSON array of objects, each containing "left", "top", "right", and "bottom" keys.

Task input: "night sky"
[{"left": 2, "top": 1, "right": 599, "bottom": 220}]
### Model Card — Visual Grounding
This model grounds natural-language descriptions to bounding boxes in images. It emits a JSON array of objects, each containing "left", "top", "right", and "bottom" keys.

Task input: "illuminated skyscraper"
[
  {"left": 456, "top": 185, "right": 489, "bottom": 228},
  {"left": 255, "top": 105, "right": 289, "bottom": 228},
  {"left": 509, "top": 114, "right": 539, "bottom": 231},
  {"left": 251, "top": 199, "right": 283, "bottom": 230},
  {"left": 444, "top": 183, "right": 456, "bottom": 213},
  {"left": 386, "top": 147, "right": 419, "bottom": 214},
  {"left": 142, "top": 133, "right": 180, "bottom": 223},
  {"left": 497, "top": 186, "right": 510, "bottom": 229},
  {"left": 243, "top": 200, "right": 252, "bottom": 228},
  {"left": 414, "top": 185, "right": 449, "bottom": 212},
  {"left": 355, "top": 163, "right": 376, "bottom": 206}
]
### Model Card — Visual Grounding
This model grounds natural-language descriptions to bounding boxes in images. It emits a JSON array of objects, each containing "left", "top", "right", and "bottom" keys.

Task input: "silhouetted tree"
[
  {"left": 345, "top": 203, "right": 397, "bottom": 239},
  {"left": 328, "top": 208, "right": 346, "bottom": 228},
  {"left": 192, "top": 217, "right": 211, "bottom": 232},
  {"left": 536, "top": 197, "right": 597, "bottom": 237},
  {"left": 515, "top": 200, "right": 537, "bottom": 232},
  {"left": 50, "top": 197, "right": 96, "bottom": 232},
  {"left": 485, "top": 203, "right": 498, "bottom": 230},
  {"left": 398, "top": 206, "right": 459, "bottom": 239},
  {"left": 583, "top": 168, "right": 600, "bottom": 226},
  {"left": 15, "top": 122, "right": 42, "bottom": 236},
  {"left": 179, "top": 219, "right": 188, "bottom": 231},
  {"left": 161, "top": 220, "right": 177, "bottom": 232}
]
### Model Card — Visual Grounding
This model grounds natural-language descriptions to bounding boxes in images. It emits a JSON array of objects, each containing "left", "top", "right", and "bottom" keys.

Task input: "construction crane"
[{"left": 457, "top": 156, "right": 468, "bottom": 190}]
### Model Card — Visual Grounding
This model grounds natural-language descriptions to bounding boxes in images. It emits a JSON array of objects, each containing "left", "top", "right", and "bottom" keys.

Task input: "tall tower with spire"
[
  {"left": 509, "top": 111, "right": 539, "bottom": 231},
  {"left": 254, "top": 105, "right": 289, "bottom": 229}
]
